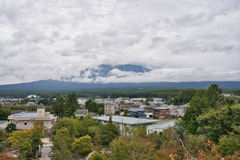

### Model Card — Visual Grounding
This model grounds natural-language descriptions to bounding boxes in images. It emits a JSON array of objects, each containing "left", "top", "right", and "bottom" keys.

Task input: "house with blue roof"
[{"left": 127, "top": 108, "right": 146, "bottom": 119}]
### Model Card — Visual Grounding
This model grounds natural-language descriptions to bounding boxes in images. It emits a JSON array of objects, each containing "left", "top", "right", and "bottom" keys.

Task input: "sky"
[{"left": 0, "top": 0, "right": 240, "bottom": 84}]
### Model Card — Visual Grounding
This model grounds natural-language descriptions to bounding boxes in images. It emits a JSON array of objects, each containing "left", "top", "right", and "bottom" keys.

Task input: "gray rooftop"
[
  {"left": 75, "top": 109, "right": 88, "bottom": 114},
  {"left": 95, "top": 116, "right": 160, "bottom": 125},
  {"left": 0, "top": 120, "right": 8, "bottom": 124},
  {"left": 11, "top": 112, "right": 37, "bottom": 117},
  {"left": 154, "top": 107, "right": 169, "bottom": 110},
  {"left": 129, "top": 108, "right": 144, "bottom": 112},
  {"left": 38, "top": 103, "right": 45, "bottom": 109},
  {"left": 148, "top": 120, "right": 175, "bottom": 128}
]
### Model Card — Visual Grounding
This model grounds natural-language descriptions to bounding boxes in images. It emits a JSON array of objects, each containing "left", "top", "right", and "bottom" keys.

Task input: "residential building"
[
  {"left": 153, "top": 107, "right": 170, "bottom": 119},
  {"left": 74, "top": 109, "right": 89, "bottom": 118},
  {"left": 122, "top": 104, "right": 140, "bottom": 110},
  {"left": 95, "top": 116, "right": 160, "bottom": 135},
  {"left": 8, "top": 103, "right": 57, "bottom": 131},
  {"left": 146, "top": 121, "right": 175, "bottom": 134},
  {"left": 104, "top": 103, "right": 120, "bottom": 115},
  {"left": 127, "top": 108, "right": 146, "bottom": 119}
]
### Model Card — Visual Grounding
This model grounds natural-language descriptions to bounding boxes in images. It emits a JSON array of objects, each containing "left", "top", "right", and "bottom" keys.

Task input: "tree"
[
  {"left": 123, "top": 109, "right": 129, "bottom": 116},
  {"left": 37, "top": 98, "right": 51, "bottom": 106},
  {"left": 85, "top": 99, "right": 104, "bottom": 114},
  {"left": 109, "top": 115, "right": 112, "bottom": 123},
  {"left": 52, "top": 95, "right": 66, "bottom": 118},
  {"left": 89, "top": 152, "right": 104, "bottom": 160},
  {"left": 99, "top": 122, "right": 120, "bottom": 146},
  {"left": 74, "top": 115, "right": 97, "bottom": 138},
  {"left": 134, "top": 126, "right": 146, "bottom": 138},
  {"left": 65, "top": 92, "right": 79, "bottom": 117},
  {"left": 73, "top": 135, "right": 93, "bottom": 158},
  {"left": 160, "top": 127, "right": 184, "bottom": 160},
  {"left": 5, "top": 123, "right": 16, "bottom": 133},
  {"left": 197, "top": 104, "right": 240, "bottom": 142},
  {"left": 52, "top": 127, "right": 74, "bottom": 160},
  {"left": 181, "top": 85, "right": 222, "bottom": 135},
  {"left": 0, "top": 110, "right": 11, "bottom": 120},
  {"left": 7, "top": 121, "right": 44, "bottom": 159},
  {"left": 206, "top": 84, "right": 222, "bottom": 107},
  {"left": 8, "top": 130, "right": 32, "bottom": 158},
  {"left": 110, "top": 135, "right": 156, "bottom": 160},
  {"left": 53, "top": 118, "right": 76, "bottom": 137},
  {"left": 219, "top": 126, "right": 240, "bottom": 156}
]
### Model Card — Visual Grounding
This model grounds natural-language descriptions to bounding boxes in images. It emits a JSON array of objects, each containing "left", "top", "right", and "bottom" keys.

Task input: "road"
[{"left": 40, "top": 138, "right": 52, "bottom": 160}]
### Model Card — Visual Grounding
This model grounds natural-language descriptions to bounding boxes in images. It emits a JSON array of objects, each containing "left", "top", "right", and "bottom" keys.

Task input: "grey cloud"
[{"left": 0, "top": 0, "right": 239, "bottom": 84}]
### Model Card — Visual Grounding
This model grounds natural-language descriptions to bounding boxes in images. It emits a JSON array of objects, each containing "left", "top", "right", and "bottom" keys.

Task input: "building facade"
[
  {"left": 8, "top": 103, "right": 57, "bottom": 130},
  {"left": 127, "top": 108, "right": 146, "bottom": 119},
  {"left": 104, "top": 103, "right": 120, "bottom": 115},
  {"left": 95, "top": 116, "right": 160, "bottom": 135}
]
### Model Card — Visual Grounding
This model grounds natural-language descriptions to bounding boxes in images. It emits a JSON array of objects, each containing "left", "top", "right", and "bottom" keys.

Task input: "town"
[{"left": 0, "top": 84, "right": 240, "bottom": 159}]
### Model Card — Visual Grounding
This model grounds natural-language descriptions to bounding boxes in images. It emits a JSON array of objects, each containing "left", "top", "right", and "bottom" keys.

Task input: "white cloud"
[{"left": 0, "top": 0, "right": 240, "bottom": 84}]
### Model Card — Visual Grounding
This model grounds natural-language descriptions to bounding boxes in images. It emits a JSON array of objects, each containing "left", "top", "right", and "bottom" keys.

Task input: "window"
[
  {"left": 51, "top": 119, "right": 55, "bottom": 125},
  {"left": 24, "top": 121, "right": 28, "bottom": 125}
]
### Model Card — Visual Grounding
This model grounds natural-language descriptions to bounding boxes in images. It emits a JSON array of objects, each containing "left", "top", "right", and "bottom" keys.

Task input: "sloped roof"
[{"left": 38, "top": 103, "right": 45, "bottom": 109}]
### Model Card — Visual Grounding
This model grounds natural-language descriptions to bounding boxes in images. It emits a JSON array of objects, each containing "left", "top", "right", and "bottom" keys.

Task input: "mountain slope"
[{"left": 0, "top": 80, "right": 240, "bottom": 91}]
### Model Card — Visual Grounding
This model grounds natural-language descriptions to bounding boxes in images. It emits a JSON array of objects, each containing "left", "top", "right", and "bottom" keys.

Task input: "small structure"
[
  {"left": 153, "top": 107, "right": 170, "bottom": 119},
  {"left": 74, "top": 109, "right": 89, "bottom": 118},
  {"left": 95, "top": 116, "right": 160, "bottom": 135},
  {"left": 0, "top": 120, "right": 9, "bottom": 130},
  {"left": 127, "top": 108, "right": 146, "bottom": 119},
  {"left": 104, "top": 103, "right": 120, "bottom": 116},
  {"left": 8, "top": 103, "right": 57, "bottom": 131},
  {"left": 27, "top": 95, "right": 38, "bottom": 99},
  {"left": 146, "top": 121, "right": 175, "bottom": 134}
]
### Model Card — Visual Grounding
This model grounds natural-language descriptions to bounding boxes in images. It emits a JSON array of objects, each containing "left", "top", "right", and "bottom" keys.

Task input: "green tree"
[
  {"left": 5, "top": 123, "right": 16, "bottom": 133},
  {"left": 86, "top": 100, "right": 97, "bottom": 113},
  {"left": 197, "top": 104, "right": 240, "bottom": 142},
  {"left": 181, "top": 84, "right": 222, "bottom": 134},
  {"left": 0, "top": 110, "right": 11, "bottom": 120},
  {"left": 37, "top": 98, "right": 51, "bottom": 106},
  {"left": 134, "top": 126, "right": 146, "bottom": 138},
  {"left": 219, "top": 126, "right": 240, "bottom": 156},
  {"left": 52, "top": 95, "right": 66, "bottom": 118},
  {"left": 8, "top": 123, "right": 44, "bottom": 159},
  {"left": 110, "top": 135, "right": 156, "bottom": 160},
  {"left": 53, "top": 118, "right": 76, "bottom": 137},
  {"left": 98, "top": 107, "right": 104, "bottom": 115},
  {"left": 206, "top": 84, "right": 222, "bottom": 107},
  {"left": 73, "top": 135, "right": 93, "bottom": 158},
  {"left": 74, "top": 115, "right": 97, "bottom": 138},
  {"left": 65, "top": 92, "right": 79, "bottom": 117},
  {"left": 99, "top": 122, "right": 120, "bottom": 146},
  {"left": 53, "top": 127, "right": 74, "bottom": 160},
  {"left": 89, "top": 152, "right": 104, "bottom": 160}
]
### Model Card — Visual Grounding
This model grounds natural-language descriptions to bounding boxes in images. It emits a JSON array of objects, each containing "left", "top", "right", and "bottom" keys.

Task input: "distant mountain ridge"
[{"left": 0, "top": 80, "right": 240, "bottom": 91}]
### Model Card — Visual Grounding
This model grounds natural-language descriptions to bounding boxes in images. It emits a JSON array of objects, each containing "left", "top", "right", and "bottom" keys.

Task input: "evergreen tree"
[
  {"left": 65, "top": 92, "right": 79, "bottom": 117},
  {"left": 52, "top": 95, "right": 66, "bottom": 118}
]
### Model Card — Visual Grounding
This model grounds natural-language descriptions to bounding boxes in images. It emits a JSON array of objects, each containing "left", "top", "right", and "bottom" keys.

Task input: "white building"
[
  {"left": 104, "top": 103, "right": 120, "bottom": 115},
  {"left": 95, "top": 116, "right": 160, "bottom": 135},
  {"left": 146, "top": 121, "right": 175, "bottom": 134},
  {"left": 8, "top": 103, "right": 57, "bottom": 131}
]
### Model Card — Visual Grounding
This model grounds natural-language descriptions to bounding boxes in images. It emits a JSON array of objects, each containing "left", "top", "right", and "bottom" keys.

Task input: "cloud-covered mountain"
[{"left": 61, "top": 64, "right": 151, "bottom": 81}]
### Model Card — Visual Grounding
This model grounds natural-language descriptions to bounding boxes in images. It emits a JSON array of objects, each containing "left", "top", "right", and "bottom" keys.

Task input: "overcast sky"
[{"left": 0, "top": 0, "right": 240, "bottom": 84}]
